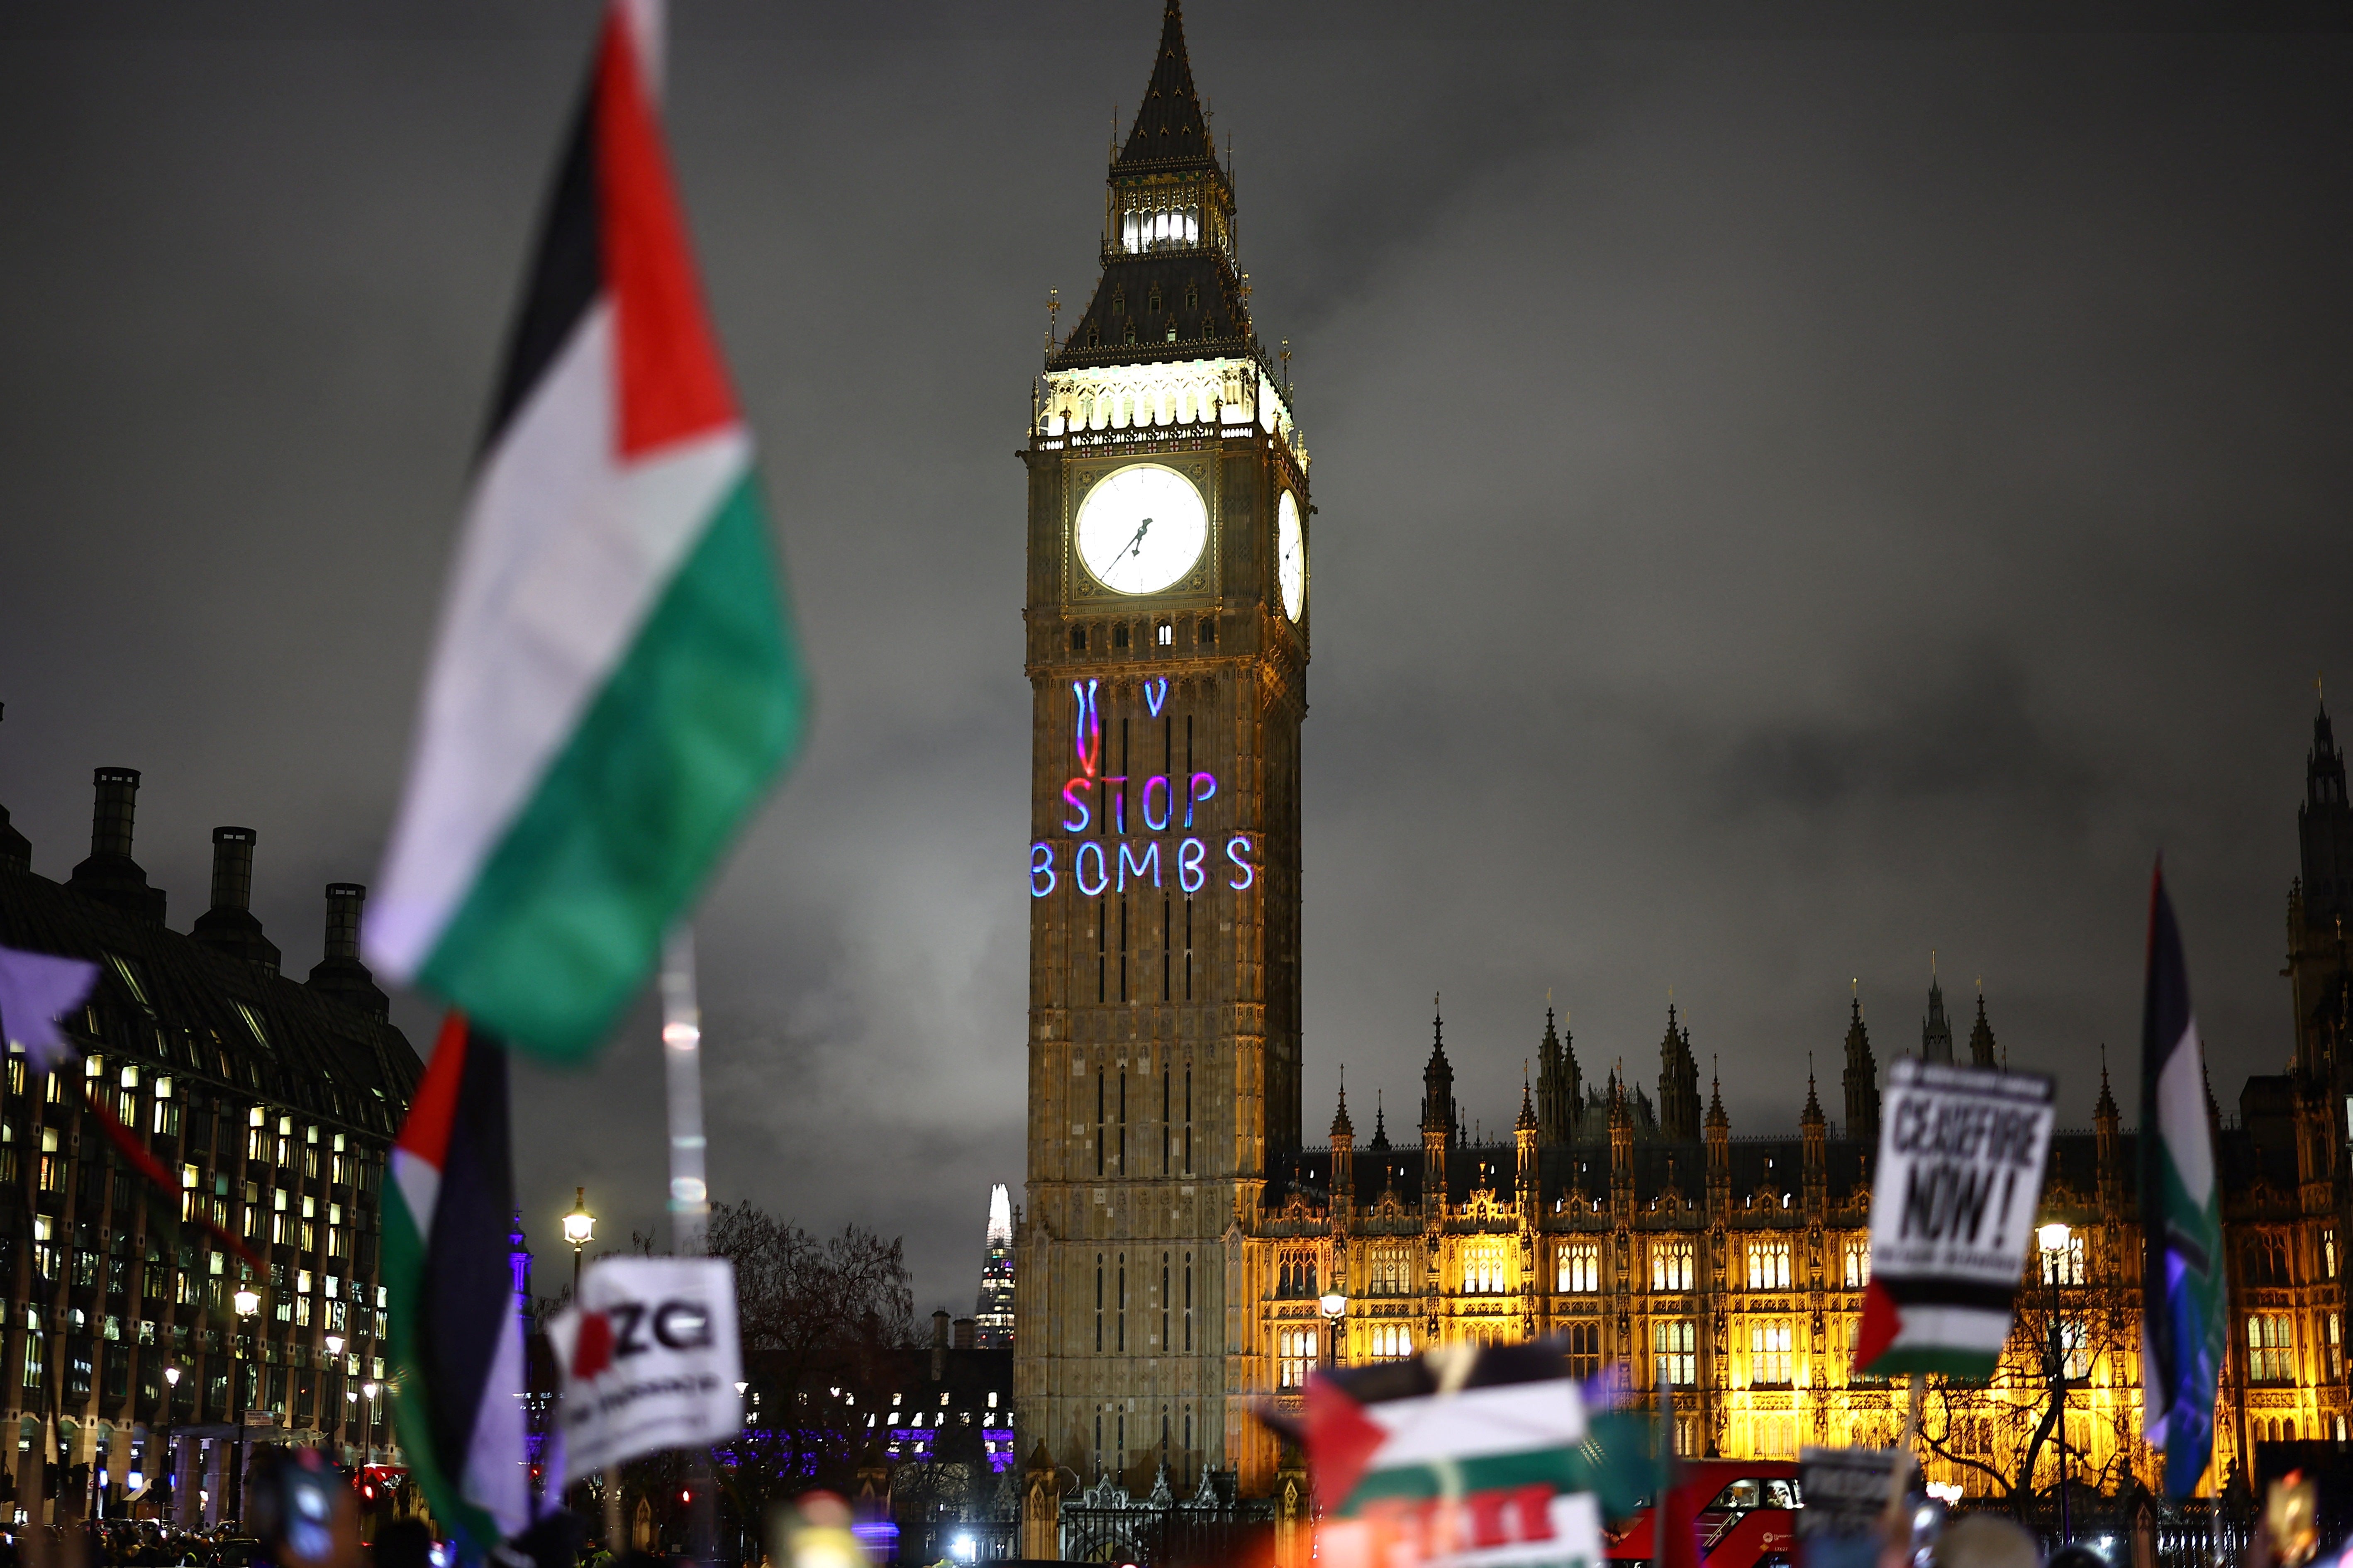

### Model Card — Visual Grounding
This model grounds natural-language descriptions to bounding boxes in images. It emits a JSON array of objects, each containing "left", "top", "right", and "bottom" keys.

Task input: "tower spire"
[{"left": 1115, "top": 0, "right": 1213, "bottom": 170}]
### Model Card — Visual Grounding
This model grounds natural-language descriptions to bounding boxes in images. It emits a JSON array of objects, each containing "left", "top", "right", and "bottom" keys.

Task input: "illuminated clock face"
[
  {"left": 1275, "top": 490, "right": 1306, "bottom": 621},
  {"left": 1075, "top": 463, "right": 1208, "bottom": 595}
]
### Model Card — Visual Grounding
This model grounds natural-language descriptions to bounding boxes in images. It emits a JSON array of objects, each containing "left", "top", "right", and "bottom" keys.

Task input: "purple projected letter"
[
  {"left": 1104, "top": 777, "right": 1129, "bottom": 835},
  {"left": 1178, "top": 838, "right": 1207, "bottom": 894},
  {"left": 1075, "top": 841, "right": 1109, "bottom": 898},
  {"left": 1061, "top": 778, "right": 1093, "bottom": 833},
  {"left": 1185, "top": 772, "right": 1217, "bottom": 829},
  {"left": 1029, "top": 843, "right": 1057, "bottom": 897},
  {"left": 1073, "top": 679, "right": 1102, "bottom": 777},
  {"left": 1144, "top": 677, "right": 1169, "bottom": 716},
  {"left": 1225, "top": 834, "right": 1256, "bottom": 891},
  {"left": 1142, "top": 775, "right": 1173, "bottom": 832}
]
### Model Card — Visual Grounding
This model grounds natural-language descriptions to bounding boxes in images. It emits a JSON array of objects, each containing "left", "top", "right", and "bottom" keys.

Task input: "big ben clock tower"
[{"left": 1013, "top": 0, "right": 1308, "bottom": 1497}]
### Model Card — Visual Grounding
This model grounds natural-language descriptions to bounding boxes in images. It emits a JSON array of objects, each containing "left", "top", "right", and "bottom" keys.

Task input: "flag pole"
[{"left": 661, "top": 927, "right": 717, "bottom": 1563}]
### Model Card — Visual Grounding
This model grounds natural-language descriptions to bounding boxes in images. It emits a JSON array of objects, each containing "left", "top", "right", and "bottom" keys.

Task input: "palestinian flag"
[
  {"left": 1263, "top": 1342, "right": 1652, "bottom": 1568},
  {"left": 2139, "top": 861, "right": 2227, "bottom": 1499},
  {"left": 388, "top": 1015, "right": 529, "bottom": 1556},
  {"left": 369, "top": 0, "right": 808, "bottom": 1061}
]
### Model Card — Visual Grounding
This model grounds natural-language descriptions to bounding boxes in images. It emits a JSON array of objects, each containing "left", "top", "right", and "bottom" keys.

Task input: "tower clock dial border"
[{"left": 1062, "top": 450, "right": 1221, "bottom": 609}]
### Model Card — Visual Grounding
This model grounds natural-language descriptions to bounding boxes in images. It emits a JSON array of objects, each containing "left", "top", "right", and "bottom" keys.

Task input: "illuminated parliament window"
[
  {"left": 1367, "top": 1324, "right": 1413, "bottom": 1362},
  {"left": 1653, "top": 1240, "right": 1695, "bottom": 1293},
  {"left": 1842, "top": 1239, "right": 1869, "bottom": 1288},
  {"left": 1463, "top": 1243, "right": 1508, "bottom": 1295},
  {"left": 1750, "top": 1322, "right": 1793, "bottom": 1386},
  {"left": 1747, "top": 1239, "right": 1791, "bottom": 1290},
  {"left": 1655, "top": 1321, "right": 1696, "bottom": 1386},
  {"left": 1559, "top": 1242, "right": 1600, "bottom": 1293},
  {"left": 2249, "top": 1315, "right": 2297, "bottom": 1383},
  {"left": 1278, "top": 1329, "right": 1316, "bottom": 1389}
]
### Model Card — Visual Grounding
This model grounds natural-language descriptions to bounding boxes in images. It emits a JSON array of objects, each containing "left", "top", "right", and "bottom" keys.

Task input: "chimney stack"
[
  {"left": 308, "top": 884, "right": 389, "bottom": 1021},
  {"left": 209, "top": 827, "right": 256, "bottom": 912},
  {"left": 66, "top": 767, "right": 166, "bottom": 925},
  {"left": 931, "top": 1309, "right": 951, "bottom": 1381},
  {"left": 191, "top": 825, "right": 280, "bottom": 976},
  {"left": 91, "top": 767, "right": 139, "bottom": 859}
]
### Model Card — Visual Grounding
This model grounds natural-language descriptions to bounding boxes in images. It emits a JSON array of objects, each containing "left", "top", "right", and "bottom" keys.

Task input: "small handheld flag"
[
  {"left": 369, "top": 1, "right": 808, "bottom": 1061},
  {"left": 2138, "top": 860, "right": 2227, "bottom": 1499},
  {"left": 1260, "top": 1340, "right": 1654, "bottom": 1568}
]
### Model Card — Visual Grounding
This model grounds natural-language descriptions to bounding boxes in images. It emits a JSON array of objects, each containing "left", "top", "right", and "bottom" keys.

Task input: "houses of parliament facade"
[{"left": 1011, "top": 0, "right": 2353, "bottom": 1510}]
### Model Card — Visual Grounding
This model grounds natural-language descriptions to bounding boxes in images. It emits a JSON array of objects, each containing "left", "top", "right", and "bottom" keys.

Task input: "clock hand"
[{"left": 1118, "top": 516, "right": 1154, "bottom": 561}]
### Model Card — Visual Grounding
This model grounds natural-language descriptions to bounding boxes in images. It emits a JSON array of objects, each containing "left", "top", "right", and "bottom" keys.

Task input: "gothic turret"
[
  {"left": 1369, "top": 1091, "right": 1390, "bottom": 1152},
  {"left": 1422, "top": 1006, "right": 1454, "bottom": 1138},
  {"left": 1422, "top": 1005, "right": 1452, "bottom": 1213},
  {"left": 1658, "top": 1003, "right": 1701, "bottom": 1141},
  {"left": 1967, "top": 989, "right": 1997, "bottom": 1069},
  {"left": 1330, "top": 1076, "right": 1355, "bottom": 1216},
  {"left": 1843, "top": 992, "right": 1879, "bottom": 1145},
  {"left": 1536, "top": 1004, "right": 1581, "bottom": 1145},
  {"left": 2095, "top": 1047, "right": 2124, "bottom": 1216},
  {"left": 1921, "top": 974, "right": 1954, "bottom": 1063},
  {"left": 1706, "top": 1064, "right": 1731, "bottom": 1216},
  {"left": 1802, "top": 1061, "right": 1827, "bottom": 1213},
  {"left": 1609, "top": 1072, "right": 1634, "bottom": 1216},
  {"left": 1515, "top": 1075, "right": 1540, "bottom": 1208},
  {"left": 2305, "top": 694, "right": 2352, "bottom": 926}
]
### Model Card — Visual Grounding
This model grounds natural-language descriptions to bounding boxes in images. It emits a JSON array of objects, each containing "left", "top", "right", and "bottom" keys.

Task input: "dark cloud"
[{"left": 1, "top": 1, "right": 2349, "bottom": 1314}]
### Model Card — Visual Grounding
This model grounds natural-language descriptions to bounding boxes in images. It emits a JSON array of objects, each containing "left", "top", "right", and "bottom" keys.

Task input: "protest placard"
[
  {"left": 1798, "top": 1447, "right": 1905, "bottom": 1568},
  {"left": 1854, "top": 1059, "right": 2056, "bottom": 1379},
  {"left": 545, "top": 1256, "right": 743, "bottom": 1485}
]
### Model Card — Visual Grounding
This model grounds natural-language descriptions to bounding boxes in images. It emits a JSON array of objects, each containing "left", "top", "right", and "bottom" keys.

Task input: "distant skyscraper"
[{"left": 974, "top": 1184, "right": 1016, "bottom": 1349}]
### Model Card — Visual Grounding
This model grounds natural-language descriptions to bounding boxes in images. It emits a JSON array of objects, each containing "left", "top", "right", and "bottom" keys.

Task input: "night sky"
[{"left": 3, "top": 1, "right": 2350, "bottom": 1316}]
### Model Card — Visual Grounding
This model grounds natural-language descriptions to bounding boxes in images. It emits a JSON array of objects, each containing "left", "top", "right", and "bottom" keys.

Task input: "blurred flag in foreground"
[
  {"left": 1263, "top": 1340, "right": 1656, "bottom": 1568},
  {"left": 388, "top": 1015, "right": 529, "bottom": 1557},
  {"left": 0, "top": 945, "right": 97, "bottom": 1074},
  {"left": 2139, "top": 860, "right": 2226, "bottom": 1499},
  {"left": 369, "top": 0, "right": 807, "bottom": 1060}
]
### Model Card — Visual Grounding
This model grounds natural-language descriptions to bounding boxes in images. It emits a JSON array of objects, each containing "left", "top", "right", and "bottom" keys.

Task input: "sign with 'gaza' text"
[{"left": 545, "top": 1256, "right": 742, "bottom": 1486}]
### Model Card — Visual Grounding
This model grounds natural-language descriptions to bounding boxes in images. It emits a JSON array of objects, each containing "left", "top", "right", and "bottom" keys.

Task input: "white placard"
[
  {"left": 1858, "top": 1059, "right": 2056, "bottom": 1376},
  {"left": 546, "top": 1256, "right": 742, "bottom": 1485}
]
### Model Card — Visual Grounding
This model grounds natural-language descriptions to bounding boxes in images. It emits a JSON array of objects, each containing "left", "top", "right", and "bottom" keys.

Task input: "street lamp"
[
  {"left": 232, "top": 1286, "right": 261, "bottom": 1526},
  {"left": 161, "top": 1367, "right": 181, "bottom": 1526},
  {"left": 2037, "top": 1222, "right": 2073, "bottom": 1544},
  {"left": 563, "top": 1188, "right": 596, "bottom": 1297},
  {"left": 1319, "top": 1293, "right": 1346, "bottom": 1369}
]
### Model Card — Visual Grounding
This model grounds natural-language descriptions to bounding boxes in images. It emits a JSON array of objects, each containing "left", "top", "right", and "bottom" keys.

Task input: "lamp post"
[
  {"left": 2036, "top": 1222, "right": 2072, "bottom": 1545},
  {"left": 161, "top": 1366, "right": 180, "bottom": 1526},
  {"left": 361, "top": 1381, "right": 380, "bottom": 1462},
  {"left": 232, "top": 1286, "right": 260, "bottom": 1527},
  {"left": 324, "top": 1334, "right": 345, "bottom": 1449},
  {"left": 563, "top": 1188, "right": 596, "bottom": 1299},
  {"left": 1318, "top": 1293, "right": 1346, "bottom": 1371}
]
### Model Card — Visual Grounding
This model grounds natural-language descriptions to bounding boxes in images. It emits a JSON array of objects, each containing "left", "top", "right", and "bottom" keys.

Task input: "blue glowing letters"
[{"left": 1032, "top": 681, "right": 1257, "bottom": 900}]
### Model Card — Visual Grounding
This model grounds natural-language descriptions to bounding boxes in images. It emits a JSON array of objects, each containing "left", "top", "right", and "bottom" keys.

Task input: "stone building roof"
[{"left": 0, "top": 768, "right": 421, "bottom": 1142}]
